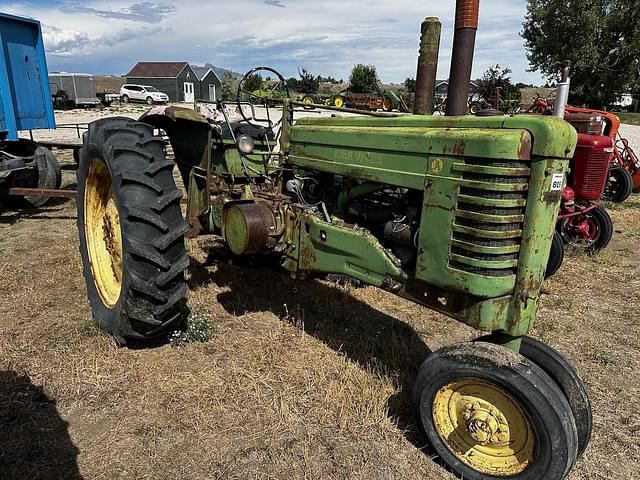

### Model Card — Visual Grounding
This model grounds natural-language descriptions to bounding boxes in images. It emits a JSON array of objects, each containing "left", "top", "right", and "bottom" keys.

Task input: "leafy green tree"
[
  {"left": 404, "top": 78, "right": 416, "bottom": 93},
  {"left": 522, "top": 0, "right": 640, "bottom": 107},
  {"left": 298, "top": 69, "right": 320, "bottom": 94},
  {"left": 244, "top": 73, "right": 263, "bottom": 92},
  {"left": 349, "top": 64, "right": 378, "bottom": 93},
  {"left": 221, "top": 71, "right": 235, "bottom": 101},
  {"left": 476, "top": 64, "right": 521, "bottom": 107}
]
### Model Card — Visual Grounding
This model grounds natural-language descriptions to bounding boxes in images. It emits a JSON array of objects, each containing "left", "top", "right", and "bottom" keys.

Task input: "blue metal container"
[{"left": 0, "top": 12, "right": 55, "bottom": 140}]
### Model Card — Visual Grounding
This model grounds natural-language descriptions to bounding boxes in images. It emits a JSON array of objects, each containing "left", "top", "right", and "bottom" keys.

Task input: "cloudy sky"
[{"left": 2, "top": 0, "right": 545, "bottom": 84}]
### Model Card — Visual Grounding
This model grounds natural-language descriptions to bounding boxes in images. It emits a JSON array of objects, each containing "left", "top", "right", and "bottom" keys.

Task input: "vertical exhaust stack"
[
  {"left": 445, "top": 0, "right": 480, "bottom": 116},
  {"left": 414, "top": 17, "right": 442, "bottom": 115},
  {"left": 553, "top": 63, "right": 572, "bottom": 118}
]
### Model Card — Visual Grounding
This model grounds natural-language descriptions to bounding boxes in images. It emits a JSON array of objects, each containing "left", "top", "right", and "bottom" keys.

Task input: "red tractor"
[
  {"left": 566, "top": 105, "right": 639, "bottom": 202},
  {"left": 546, "top": 112, "right": 614, "bottom": 277}
]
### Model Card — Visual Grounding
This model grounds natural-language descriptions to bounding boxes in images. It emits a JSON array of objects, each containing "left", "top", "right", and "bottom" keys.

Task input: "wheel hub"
[
  {"left": 432, "top": 379, "right": 535, "bottom": 475},
  {"left": 463, "top": 401, "right": 510, "bottom": 445}
]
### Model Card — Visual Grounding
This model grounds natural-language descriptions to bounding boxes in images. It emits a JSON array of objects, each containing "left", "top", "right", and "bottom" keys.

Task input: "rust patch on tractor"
[
  {"left": 453, "top": 140, "right": 465, "bottom": 156},
  {"left": 518, "top": 132, "right": 532, "bottom": 160}
]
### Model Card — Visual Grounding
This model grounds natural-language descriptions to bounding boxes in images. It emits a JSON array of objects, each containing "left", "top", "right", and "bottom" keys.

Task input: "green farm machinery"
[{"left": 75, "top": 1, "right": 592, "bottom": 478}]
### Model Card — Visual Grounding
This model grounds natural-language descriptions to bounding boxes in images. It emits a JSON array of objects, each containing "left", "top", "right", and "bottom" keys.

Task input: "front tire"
[
  {"left": 602, "top": 164, "right": 633, "bottom": 203},
  {"left": 121, "top": 94, "right": 129, "bottom": 103},
  {"left": 413, "top": 342, "right": 578, "bottom": 480},
  {"left": 559, "top": 206, "right": 613, "bottom": 253},
  {"left": 146, "top": 96, "right": 154, "bottom": 105},
  {"left": 77, "top": 117, "right": 189, "bottom": 343},
  {"left": 519, "top": 337, "right": 592, "bottom": 459},
  {"left": 545, "top": 231, "right": 564, "bottom": 279}
]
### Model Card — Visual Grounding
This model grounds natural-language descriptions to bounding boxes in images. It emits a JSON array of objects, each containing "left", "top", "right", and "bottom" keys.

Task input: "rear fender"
[{"left": 140, "top": 106, "right": 212, "bottom": 235}]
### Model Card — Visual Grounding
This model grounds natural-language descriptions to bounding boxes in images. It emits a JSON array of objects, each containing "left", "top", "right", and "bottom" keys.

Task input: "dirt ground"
[{"left": 1, "top": 107, "right": 639, "bottom": 479}]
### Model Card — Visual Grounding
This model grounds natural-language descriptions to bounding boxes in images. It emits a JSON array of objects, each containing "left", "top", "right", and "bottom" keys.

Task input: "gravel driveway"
[{"left": 618, "top": 123, "right": 640, "bottom": 151}]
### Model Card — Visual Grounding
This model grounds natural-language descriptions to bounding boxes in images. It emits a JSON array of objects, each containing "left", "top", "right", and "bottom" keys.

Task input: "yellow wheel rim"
[
  {"left": 334, "top": 97, "right": 344, "bottom": 108},
  {"left": 303, "top": 97, "right": 313, "bottom": 105},
  {"left": 432, "top": 379, "right": 535, "bottom": 476},
  {"left": 84, "top": 159, "right": 123, "bottom": 308}
]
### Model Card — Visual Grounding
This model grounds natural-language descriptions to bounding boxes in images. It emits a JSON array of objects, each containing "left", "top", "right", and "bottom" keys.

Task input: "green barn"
[
  {"left": 191, "top": 66, "right": 222, "bottom": 102},
  {"left": 125, "top": 62, "right": 199, "bottom": 103}
]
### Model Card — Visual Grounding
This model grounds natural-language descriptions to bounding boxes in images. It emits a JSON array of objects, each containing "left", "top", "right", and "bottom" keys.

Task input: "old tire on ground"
[
  {"left": 77, "top": 117, "right": 189, "bottom": 343},
  {"left": 25, "top": 147, "right": 62, "bottom": 207},
  {"left": 413, "top": 342, "right": 578, "bottom": 480},
  {"left": 382, "top": 97, "right": 393, "bottom": 111},
  {"left": 559, "top": 206, "right": 613, "bottom": 253},
  {"left": 519, "top": 336, "right": 592, "bottom": 459},
  {"left": 545, "top": 231, "right": 564, "bottom": 279},
  {"left": 602, "top": 164, "right": 633, "bottom": 203}
]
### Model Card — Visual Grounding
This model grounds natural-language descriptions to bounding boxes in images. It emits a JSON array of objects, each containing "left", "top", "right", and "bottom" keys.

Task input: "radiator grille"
[
  {"left": 580, "top": 150, "right": 610, "bottom": 195},
  {"left": 449, "top": 158, "right": 530, "bottom": 277}
]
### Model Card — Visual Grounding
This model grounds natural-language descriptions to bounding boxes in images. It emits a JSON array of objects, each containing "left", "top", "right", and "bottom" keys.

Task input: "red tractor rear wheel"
[
  {"left": 559, "top": 206, "right": 613, "bottom": 253},
  {"left": 602, "top": 164, "right": 633, "bottom": 203}
]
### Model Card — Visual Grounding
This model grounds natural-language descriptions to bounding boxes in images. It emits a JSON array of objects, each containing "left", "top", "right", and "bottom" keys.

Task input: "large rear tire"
[
  {"left": 77, "top": 117, "right": 189, "bottom": 343},
  {"left": 602, "top": 164, "right": 633, "bottom": 203}
]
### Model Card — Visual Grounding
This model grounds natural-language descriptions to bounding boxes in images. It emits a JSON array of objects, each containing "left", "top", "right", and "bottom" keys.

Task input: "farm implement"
[
  {"left": 0, "top": 13, "right": 82, "bottom": 209},
  {"left": 76, "top": 1, "right": 592, "bottom": 479}
]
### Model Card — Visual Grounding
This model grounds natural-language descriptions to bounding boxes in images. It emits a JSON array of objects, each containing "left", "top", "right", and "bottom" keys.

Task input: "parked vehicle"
[
  {"left": 120, "top": 84, "right": 169, "bottom": 105},
  {"left": 96, "top": 92, "right": 121, "bottom": 107},
  {"left": 74, "top": 2, "right": 597, "bottom": 478},
  {"left": 49, "top": 73, "right": 101, "bottom": 109}
]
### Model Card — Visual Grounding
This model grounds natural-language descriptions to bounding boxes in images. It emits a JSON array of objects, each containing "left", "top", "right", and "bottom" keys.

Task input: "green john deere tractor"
[{"left": 75, "top": 5, "right": 592, "bottom": 480}]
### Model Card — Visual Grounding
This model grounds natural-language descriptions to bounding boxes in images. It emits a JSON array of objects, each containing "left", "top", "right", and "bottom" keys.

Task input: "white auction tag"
[{"left": 550, "top": 173, "right": 565, "bottom": 191}]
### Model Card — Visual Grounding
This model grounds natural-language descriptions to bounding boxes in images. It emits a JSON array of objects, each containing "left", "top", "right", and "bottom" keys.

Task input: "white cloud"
[{"left": 0, "top": 0, "right": 545, "bottom": 84}]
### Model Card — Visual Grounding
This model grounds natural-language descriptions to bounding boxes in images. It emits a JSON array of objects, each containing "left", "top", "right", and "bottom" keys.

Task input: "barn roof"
[
  {"left": 191, "top": 65, "right": 221, "bottom": 83},
  {"left": 127, "top": 62, "right": 189, "bottom": 78}
]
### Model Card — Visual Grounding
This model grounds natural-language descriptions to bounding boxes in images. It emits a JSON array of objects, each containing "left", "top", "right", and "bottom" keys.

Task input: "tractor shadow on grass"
[
  {"left": 194, "top": 260, "right": 434, "bottom": 451},
  {"left": 0, "top": 371, "right": 83, "bottom": 480}
]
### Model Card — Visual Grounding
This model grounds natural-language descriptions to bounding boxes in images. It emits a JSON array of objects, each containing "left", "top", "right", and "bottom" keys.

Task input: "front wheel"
[
  {"left": 519, "top": 337, "right": 592, "bottom": 459},
  {"left": 413, "top": 342, "right": 578, "bottom": 480},
  {"left": 146, "top": 96, "right": 153, "bottom": 105},
  {"left": 333, "top": 95, "right": 345, "bottom": 108},
  {"left": 121, "top": 94, "right": 129, "bottom": 103},
  {"left": 602, "top": 164, "right": 633, "bottom": 203},
  {"left": 559, "top": 206, "right": 613, "bottom": 253},
  {"left": 545, "top": 231, "right": 564, "bottom": 279},
  {"left": 77, "top": 117, "right": 189, "bottom": 343}
]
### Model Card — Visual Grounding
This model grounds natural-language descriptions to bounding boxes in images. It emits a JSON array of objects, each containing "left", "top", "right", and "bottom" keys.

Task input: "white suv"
[{"left": 120, "top": 84, "right": 169, "bottom": 105}]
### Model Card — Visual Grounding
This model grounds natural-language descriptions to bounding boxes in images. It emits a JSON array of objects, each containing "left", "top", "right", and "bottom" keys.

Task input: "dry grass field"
[{"left": 1, "top": 114, "right": 639, "bottom": 479}]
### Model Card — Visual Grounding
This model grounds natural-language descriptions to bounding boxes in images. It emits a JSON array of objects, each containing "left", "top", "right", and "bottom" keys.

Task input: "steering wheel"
[{"left": 236, "top": 66, "right": 290, "bottom": 131}]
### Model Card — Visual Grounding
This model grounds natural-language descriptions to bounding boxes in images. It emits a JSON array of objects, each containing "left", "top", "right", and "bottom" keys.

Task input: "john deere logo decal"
[{"left": 431, "top": 158, "right": 444, "bottom": 173}]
